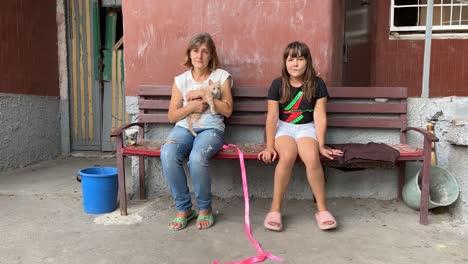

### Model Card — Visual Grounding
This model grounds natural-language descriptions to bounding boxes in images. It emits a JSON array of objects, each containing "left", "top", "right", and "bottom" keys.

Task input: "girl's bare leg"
[
  {"left": 296, "top": 137, "right": 328, "bottom": 213},
  {"left": 269, "top": 136, "right": 298, "bottom": 212}
]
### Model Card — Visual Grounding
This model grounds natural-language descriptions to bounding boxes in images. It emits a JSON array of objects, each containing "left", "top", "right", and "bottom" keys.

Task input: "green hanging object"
[
  {"left": 102, "top": 9, "right": 118, "bottom": 81},
  {"left": 101, "top": 0, "right": 122, "bottom": 8}
]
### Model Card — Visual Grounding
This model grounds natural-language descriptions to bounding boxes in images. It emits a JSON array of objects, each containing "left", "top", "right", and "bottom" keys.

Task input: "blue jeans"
[{"left": 160, "top": 125, "right": 224, "bottom": 212}]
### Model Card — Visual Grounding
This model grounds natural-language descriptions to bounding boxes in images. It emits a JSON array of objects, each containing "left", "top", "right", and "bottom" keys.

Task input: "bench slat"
[
  {"left": 138, "top": 114, "right": 406, "bottom": 128},
  {"left": 139, "top": 100, "right": 170, "bottom": 110},
  {"left": 138, "top": 113, "right": 267, "bottom": 126},
  {"left": 139, "top": 100, "right": 268, "bottom": 112},
  {"left": 139, "top": 85, "right": 172, "bottom": 96},
  {"left": 138, "top": 100, "right": 407, "bottom": 114},
  {"left": 328, "top": 117, "right": 405, "bottom": 128},
  {"left": 138, "top": 98, "right": 267, "bottom": 112},
  {"left": 327, "top": 102, "right": 407, "bottom": 114},
  {"left": 233, "top": 101, "right": 267, "bottom": 112},
  {"left": 137, "top": 86, "right": 408, "bottom": 99},
  {"left": 139, "top": 85, "right": 269, "bottom": 98},
  {"left": 138, "top": 114, "right": 168, "bottom": 123},
  {"left": 232, "top": 87, "right": 267, "bottom": 98},
  {"left": 122, "top": 141, "right": 423, "bottom": 160},
  {"left": 226, "top": 115, "right": 266, "bottom": 125},
  {"left": 328, "top": 87, "right": 407, "bottom": 99}
]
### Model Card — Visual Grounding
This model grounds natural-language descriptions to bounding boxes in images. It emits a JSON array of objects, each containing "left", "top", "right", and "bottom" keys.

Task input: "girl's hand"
[
  {"left": 319, "top": 146, "right": 343, "bottom": 160},
  {"left": 187, "top": 99, "right": 207, "bottom": 113},
  {"left": 258, "top": 147, "right": 278, "bottom": 164},
  {"left": 186, "top": 90, "right": 204, "bottom": 101}
]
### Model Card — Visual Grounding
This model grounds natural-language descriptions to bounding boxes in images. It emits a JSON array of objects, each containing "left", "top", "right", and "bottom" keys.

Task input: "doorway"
[
  {"left": 67, "top": 0, "right": 125, "bottom": 151},
  {"left": 343, "top": 0, "right": 372, "bottom": 86}
]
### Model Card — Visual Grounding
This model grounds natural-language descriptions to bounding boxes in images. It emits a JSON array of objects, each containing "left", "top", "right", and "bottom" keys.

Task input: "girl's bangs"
[{"left": 285, "top": 44, "right": 306, "bottom": 58}]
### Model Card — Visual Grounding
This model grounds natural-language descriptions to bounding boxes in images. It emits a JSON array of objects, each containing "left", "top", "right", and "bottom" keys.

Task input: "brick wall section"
[
  {"left": 371, "top": 0, "right": 468, "bottom": 97},
  {"left": 0, "top": 0, "right": 59, "bottom": 96}
]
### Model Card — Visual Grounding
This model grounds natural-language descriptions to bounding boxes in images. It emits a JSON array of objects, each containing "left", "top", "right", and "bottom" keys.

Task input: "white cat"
[{"left": 186, "top": 80, "right": 222, "bottom": 136}]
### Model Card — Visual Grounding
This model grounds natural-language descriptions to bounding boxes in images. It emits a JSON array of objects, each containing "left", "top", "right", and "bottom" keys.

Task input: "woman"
[
  {"left": 258, "top": 41, "right": 343, "bottom": 231},
  {"left": 161, "top": 33, "right": 233, "bottom": 231}
]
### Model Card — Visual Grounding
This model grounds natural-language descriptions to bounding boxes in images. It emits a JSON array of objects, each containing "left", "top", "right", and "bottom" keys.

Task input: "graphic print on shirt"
[{"left": 282, "top": 91, "right": 313, "bottom": 124}]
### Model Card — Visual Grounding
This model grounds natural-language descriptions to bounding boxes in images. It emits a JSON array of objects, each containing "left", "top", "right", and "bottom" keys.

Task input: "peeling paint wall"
[
  {"left": 0, "top": 94, "right": 61, "bottom": 171},
  {"left": 122, "top": 0, "right": 344, "bottom": 94}
]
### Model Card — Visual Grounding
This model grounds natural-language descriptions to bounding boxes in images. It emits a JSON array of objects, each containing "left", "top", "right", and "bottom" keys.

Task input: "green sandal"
[
  {"left": 196, "top": 213, "right": 214, "bottom": 230},
  {"left": 168, "top": 210, "right": 197, "bottom": 231}
]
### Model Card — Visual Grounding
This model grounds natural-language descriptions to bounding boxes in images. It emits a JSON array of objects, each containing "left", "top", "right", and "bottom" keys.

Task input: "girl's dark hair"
[
  {"left": 280, "top": 41, "right": 317, "bottom": 103},
  {"left": 182, "top": 33, "right": 220, "bottom": 70}
]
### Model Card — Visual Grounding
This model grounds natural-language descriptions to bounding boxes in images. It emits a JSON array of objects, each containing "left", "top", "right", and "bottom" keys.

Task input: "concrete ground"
[{"left": 0, "top": 157, "right": 467, "bottom": 264}]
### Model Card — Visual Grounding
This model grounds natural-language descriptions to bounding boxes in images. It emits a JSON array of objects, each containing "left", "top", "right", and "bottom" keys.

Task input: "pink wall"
[{"left": 122, "top": 0, "right": 344, "bottom": 95}]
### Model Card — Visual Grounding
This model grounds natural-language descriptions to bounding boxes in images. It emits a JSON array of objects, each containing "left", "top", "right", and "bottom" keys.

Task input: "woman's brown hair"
[
  {"left": 182, "top": 33, "right": 220, "bottom": 70},
  {"left": 280, "top": 41, "right": 317, "bottom": 103}
]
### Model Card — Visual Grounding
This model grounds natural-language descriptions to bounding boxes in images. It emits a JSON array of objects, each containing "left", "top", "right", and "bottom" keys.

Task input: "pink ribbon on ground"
[{"left": 212, "top": 144, "right": 284, "bottom": 264}]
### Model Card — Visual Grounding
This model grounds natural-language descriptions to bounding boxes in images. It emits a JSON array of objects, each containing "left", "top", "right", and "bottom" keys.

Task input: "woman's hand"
[
  {"left": 258, "top": 147, "right": 278, "bottom": 164},
  {"left": 319, "top": 146, "right": 343, "bottom": 160},
  {"left": 187, "top": 99, "right": 208, "bottom": 113},
  {"left": 186, "top": 90, "right": 204, "bottom": 101}
]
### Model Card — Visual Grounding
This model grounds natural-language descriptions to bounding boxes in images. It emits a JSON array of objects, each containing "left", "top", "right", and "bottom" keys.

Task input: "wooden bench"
[{"left": 111, "top": 85, "right": 438, "bottom": 224}]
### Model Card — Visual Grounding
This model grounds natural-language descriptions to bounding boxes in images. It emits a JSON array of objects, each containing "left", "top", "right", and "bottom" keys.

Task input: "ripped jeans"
[{"left": 160, "top": 125, "right": 224, "bottom": 212}]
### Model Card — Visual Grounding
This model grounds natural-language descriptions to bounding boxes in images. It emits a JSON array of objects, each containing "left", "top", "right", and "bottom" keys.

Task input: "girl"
[{"left": 258, "top": 41, "right": 343, "bottom": 231}]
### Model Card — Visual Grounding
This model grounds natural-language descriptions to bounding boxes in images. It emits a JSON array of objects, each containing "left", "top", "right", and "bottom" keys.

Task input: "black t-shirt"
[{"left": 267, "top": 77, "right": 329, "bottom": 124}]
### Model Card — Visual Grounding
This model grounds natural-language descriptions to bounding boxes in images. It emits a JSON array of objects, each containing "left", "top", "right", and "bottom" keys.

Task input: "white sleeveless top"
[{"left": 174, "top": 69, "right": 232, "bottom": 132}]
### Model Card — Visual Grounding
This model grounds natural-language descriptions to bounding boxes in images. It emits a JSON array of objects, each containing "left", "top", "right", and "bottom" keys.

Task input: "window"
[{"left": 390, "top": 0, "right": 468, "bottom": 33}]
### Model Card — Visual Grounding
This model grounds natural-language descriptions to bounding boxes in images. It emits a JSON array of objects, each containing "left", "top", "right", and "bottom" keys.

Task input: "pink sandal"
[
  {"left": 264, "top": 211, "right": 283, "bottom": 231},
  {"left": 315, "top": 211, "right": 337, "bottom": 230}
]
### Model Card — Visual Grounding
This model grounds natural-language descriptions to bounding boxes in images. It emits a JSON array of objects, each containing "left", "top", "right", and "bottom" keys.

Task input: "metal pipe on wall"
[{"left": 421, "top": 0, "right": 434, "bottom": 98}]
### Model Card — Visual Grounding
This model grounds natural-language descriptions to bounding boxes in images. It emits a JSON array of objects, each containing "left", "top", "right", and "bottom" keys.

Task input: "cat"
[
  {"left": 186, "top": 80, "right": 222, "bottom": 136},
  {"left": 124, "top": 127, "right": 139, "bottom": 146}
]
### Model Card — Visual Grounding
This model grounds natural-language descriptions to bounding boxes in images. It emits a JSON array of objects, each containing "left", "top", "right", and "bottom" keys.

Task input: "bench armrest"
[
  {"left": 110, "top": 122, "right": 145, "bottom": 137},
  {"left": 403, "top": 127, "right": 439, "bottom": 142}
]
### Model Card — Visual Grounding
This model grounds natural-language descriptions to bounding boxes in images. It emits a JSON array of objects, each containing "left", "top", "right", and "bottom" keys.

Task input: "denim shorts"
[{"left": 275, "top": 120, "right": 317, "bottom": 140}]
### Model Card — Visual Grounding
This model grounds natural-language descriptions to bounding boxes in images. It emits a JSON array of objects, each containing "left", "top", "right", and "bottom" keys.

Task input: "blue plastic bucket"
[{"left": 78, "top": 167, "right": 118, "bottom": 214}]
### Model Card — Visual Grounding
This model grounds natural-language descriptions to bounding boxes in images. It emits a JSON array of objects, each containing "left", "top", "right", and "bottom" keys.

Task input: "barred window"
[{"left": 390, "top": 0, "right": 468, "bottom": 33}]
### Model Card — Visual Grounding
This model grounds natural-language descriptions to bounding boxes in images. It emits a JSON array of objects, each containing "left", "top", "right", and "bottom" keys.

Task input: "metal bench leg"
[
  {"left": 116, "top": 139, "right": 128, "bottom": 216},
  {"left": 139, "top": 156, "right": 146, "bottom": 200}
]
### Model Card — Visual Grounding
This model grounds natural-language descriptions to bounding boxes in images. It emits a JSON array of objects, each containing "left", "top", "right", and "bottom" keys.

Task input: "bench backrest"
[{"left": 137, "top": 85, "right": 408, "bottom": 142}]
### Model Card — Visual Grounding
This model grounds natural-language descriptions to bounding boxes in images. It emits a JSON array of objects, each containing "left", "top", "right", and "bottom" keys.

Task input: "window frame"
[{"left": 390, "top": 0, "right": 468, "bottom": 33}]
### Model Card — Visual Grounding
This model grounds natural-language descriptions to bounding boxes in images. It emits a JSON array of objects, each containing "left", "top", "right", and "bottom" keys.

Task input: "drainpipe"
[
  {"left": 57, "top": 0, "right": 71, "bottom": 155},
  {"left": 421, "top": 0, "right": 434, "bottom": 98}
]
